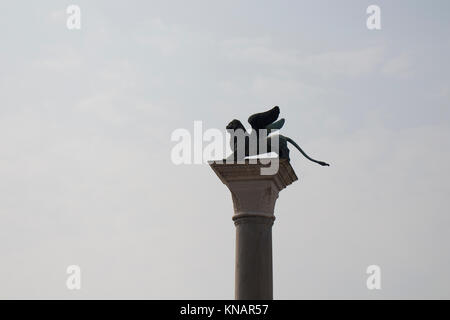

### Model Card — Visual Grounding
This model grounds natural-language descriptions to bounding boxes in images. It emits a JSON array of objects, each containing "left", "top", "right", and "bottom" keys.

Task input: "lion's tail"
[{"left": 285, "top": 137, "right": 330, "bottom": 166}]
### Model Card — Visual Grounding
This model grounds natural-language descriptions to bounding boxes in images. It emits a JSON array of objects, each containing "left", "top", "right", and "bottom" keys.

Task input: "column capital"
[{"left": 209, "top": 159, "right": 298, "bottom": 218}]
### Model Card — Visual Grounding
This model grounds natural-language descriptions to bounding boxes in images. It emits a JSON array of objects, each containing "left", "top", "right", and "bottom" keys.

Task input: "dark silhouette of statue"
[{"left": 226, "top": 106, "right": 330, "bottom": 166}]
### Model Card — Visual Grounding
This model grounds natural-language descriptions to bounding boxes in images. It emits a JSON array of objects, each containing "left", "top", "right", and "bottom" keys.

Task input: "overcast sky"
[{"left": 1, "top": 0, "right": 449, "bottom": 299}]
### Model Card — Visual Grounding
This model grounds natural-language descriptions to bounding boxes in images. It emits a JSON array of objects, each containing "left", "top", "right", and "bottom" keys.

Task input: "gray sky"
[{"left": 1, "top": 0, "right": 449, "bottom": 299}]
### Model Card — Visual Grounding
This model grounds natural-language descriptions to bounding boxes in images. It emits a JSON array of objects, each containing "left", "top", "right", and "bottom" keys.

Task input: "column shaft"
[{"left": 234, "top": 215, "right": 274, "bottom": 300}]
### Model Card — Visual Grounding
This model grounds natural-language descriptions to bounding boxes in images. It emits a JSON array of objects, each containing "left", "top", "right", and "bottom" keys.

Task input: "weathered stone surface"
[{"left": 210, "top": 159, "right": 298, "bottom": 300}]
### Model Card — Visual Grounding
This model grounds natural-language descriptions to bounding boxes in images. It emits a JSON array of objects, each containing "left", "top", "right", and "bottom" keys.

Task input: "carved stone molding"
[{"left": 210, "top": 158, "right": 298, "bottom": 219}]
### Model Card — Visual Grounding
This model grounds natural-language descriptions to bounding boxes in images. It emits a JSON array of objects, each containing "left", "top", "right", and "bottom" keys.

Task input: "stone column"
[{"left": 210, "top": 159, "right": 298, "bottom": 300}]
